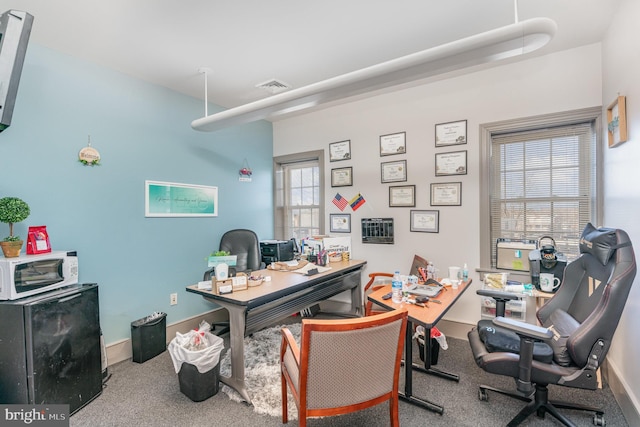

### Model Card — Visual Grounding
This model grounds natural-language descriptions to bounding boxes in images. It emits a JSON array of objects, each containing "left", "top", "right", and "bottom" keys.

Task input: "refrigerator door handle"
[{"left": 58, "top": 293, "right": 81, "bottom": 303}]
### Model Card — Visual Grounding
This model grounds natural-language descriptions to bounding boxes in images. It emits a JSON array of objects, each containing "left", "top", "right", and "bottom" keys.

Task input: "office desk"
[
  {"left": 368, "top": 279, "right": 472, "bottom": 415},
  {"left": 186, "top": 259, "right": 366, "bottom": 403}
]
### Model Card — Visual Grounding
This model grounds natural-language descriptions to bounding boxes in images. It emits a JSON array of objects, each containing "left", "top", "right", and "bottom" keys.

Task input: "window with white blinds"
[
  {"left": 489, "top": 122, "right": 597, "bottom": 264},
  {"left": 273, "top": 151, "right": 324, "bottom": 242}
]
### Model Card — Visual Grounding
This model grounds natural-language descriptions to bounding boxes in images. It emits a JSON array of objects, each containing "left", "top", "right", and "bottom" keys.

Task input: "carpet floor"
[{"left": 71, "top": 319, "right": 629, "bottom": 427}]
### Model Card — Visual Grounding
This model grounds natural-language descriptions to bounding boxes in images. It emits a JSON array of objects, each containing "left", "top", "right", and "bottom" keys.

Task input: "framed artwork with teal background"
[{"left": 145, "top": 180, "right": 218, "bottom": 217}]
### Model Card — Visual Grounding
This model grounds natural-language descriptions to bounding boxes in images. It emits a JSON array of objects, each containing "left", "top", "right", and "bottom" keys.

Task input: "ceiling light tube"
[{"left": 192, "top": 17, "right": 556, "bottom": 132}]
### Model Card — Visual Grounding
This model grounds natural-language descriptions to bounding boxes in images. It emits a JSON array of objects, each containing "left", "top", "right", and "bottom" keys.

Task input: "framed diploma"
[
  {"left": 329, "top": 213, "right": 351, "bottom": 233},
  {"left": 379, "top": 131, "right": 406, "bottom": 156},
  {"left": 430, "top": 182, "right": 462, "bottom": 206},
  {"left": 389, "top": 185, "right": 415, "bottom": 207},
  {"left": 329, "top": 140, "right": 351, "bottom": 161},
  {"left": 435, "top": 150, "right": 467, "bottom": 176},
  {"left": 435, "top": 120, "right": 467, "bottom": 147},
  {"left": 381, "top": 160, "right": 407, "bottom": 183},
  {"left": 410, "top": 210, "right": 439, "bottom": 233},
  {"left": 331, "top": 167, "right": 353, "bottom": 187}
]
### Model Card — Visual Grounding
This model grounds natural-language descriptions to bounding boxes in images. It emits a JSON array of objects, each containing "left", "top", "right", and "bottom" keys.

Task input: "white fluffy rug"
[{"left": 219, "top": 322, "right": 301, "bottom": 420}]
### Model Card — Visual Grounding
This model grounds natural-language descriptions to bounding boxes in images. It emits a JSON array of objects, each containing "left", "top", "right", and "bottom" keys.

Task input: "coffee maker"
[{"left": 529, "top": 236, "right": 567, "bottom": 293}]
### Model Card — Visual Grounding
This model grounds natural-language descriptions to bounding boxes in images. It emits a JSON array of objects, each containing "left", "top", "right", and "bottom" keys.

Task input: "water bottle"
[
  {"left": 462, "top": 263, "right": 469, "bottom": 281},
  {"left": 392, "top": 271, "right": 403, "bottom": 303}
]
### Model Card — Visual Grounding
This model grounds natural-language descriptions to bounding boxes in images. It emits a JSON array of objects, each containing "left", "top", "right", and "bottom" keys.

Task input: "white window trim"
[
  {"left": 478, "top": 107, "right": 603, "bottom": 279},
  {"left": 273, "top": 150, "right": 325, "bottom": 241}
]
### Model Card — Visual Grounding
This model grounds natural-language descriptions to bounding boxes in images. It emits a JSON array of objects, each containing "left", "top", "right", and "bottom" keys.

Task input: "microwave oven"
[{"left": 0, "top": 251, "right": 79, "bottom": 300}]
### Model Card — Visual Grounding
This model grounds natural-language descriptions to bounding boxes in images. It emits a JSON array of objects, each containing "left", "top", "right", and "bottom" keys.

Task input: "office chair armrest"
[
  {"left": 493, "top": 316, "right": 553, "bottom": 341},
  {"left": 477, "top": 288, "right": 521, "bottom": 301},
  {"left": 494, "top": 316, "right": 553, "bottom": 395},
  {"left": 365, "top": 272, "right": 394, "bottom": 291},
  {"left": 280, "top": 327, "right": 300, "bottom": 366}
]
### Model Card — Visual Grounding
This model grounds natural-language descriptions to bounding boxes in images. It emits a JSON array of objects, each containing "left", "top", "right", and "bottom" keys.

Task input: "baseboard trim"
[
  {"left": 104, "top": 308, "right": 229, "bottom": 366},
  {"left": 602, "top": 358, "right": 640, "bottom": 426}
]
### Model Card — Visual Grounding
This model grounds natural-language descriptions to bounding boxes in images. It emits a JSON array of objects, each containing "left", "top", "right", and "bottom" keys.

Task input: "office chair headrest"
[{"left": 579, "top": 223, "right": 628, "bottom": 266}]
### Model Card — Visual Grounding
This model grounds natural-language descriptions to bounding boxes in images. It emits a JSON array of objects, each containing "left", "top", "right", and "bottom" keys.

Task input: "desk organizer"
[{"left": 214, "top": 272, "right": 247, "bottom": 294}]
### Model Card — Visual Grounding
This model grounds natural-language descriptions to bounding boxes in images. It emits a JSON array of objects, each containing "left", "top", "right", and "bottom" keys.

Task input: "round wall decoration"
[{"left": 79, "top": 136, "right": 101, "bottom": 166}]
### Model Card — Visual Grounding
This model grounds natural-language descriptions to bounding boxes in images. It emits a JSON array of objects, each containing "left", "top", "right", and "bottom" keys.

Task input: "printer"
[{"left": 260, "top": 239, "right": 296, "bottom": 264}]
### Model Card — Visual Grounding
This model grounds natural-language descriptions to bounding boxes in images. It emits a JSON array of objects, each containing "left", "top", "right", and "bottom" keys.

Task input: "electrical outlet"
[{"left": 170, "top": 293, "right": 178, "bottom": 305}]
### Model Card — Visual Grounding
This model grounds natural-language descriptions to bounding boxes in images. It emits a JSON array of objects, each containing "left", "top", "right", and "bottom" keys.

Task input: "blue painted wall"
[{"left": 0, "top": 44, "right": 274, "bottom": 344}]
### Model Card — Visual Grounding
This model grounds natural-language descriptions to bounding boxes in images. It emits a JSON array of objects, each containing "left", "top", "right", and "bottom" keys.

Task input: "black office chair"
[
  {"left": 468, "top": 223, "right": 636, "bottom": 427},
  {"left": 203, "top": 229, "right": 264, "bottom": 335},
  {"left": 204, "top": 229, "right": 264, "bottom": 280}
]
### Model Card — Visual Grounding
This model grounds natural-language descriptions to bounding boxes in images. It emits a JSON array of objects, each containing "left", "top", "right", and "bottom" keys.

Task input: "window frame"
[
  {"left": 273, "top": 150, "right": 325, "bottom": 241},
  {"left": 479, "top": 107, "right": 603, "bottom": 279}
]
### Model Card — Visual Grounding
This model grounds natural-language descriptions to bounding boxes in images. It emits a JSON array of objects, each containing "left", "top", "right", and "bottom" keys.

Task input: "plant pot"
[{"left": 0, "top": 240, "right": 23, "bottom": 258}]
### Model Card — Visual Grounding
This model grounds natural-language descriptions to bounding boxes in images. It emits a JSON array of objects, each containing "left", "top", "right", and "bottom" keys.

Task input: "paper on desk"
[{"left": 292, "top": 263, "right": 332, "bottom": 275}]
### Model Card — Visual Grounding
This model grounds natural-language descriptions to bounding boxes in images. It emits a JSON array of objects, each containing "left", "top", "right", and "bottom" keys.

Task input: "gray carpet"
[{"left": 71, "top": 320, "right": 629, "bottom": 427}]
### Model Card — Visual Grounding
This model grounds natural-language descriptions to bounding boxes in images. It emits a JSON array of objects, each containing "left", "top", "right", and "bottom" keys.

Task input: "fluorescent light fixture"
[{"left": 192, "top": 17, "right": 556, "bottom": 132}]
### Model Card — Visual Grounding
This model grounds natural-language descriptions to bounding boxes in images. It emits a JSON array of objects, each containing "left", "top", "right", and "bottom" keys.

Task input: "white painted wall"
[
  {"left": 274, "top": 43, "right": 602, "bottom": 325},
  {"left": 602, "top": 0, "right": 640, "bottom": 417}
]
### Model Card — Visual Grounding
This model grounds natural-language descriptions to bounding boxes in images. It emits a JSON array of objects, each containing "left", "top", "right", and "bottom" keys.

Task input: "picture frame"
[
  {"left": 331, "top": 167, "right": 353, "bottom": 187},
  {"left": 381, "top": 160, "right": 407, "bottom": 183},
  {"left": 145, "top": 180, "right": 218, "bottom": 217},
  {"left": 435, "top": 150, "right": 467, "bottom": 176},
  {"left": 435, "top": 120, "right": 467, "bottom": 147},
  {"left": 607, "top": 96, "right": 628, "bottom": 148},
  {"left": 329, "top": 140, "right": 352, "bottom": 161},
  {"left": 389, "top": 185, "right": 416, "bottom": 207},
  {"left": 379, "top": 131, "right": 406, "bottom": 156},
  {"left": 329, "top": 213, "right": 351, "bottom": 233},
  {"left": 410, "top": 210, "right": 439, "bottom": 233},
  {"left": 430, "top": 182, "right": 462, "bottom": 206}
]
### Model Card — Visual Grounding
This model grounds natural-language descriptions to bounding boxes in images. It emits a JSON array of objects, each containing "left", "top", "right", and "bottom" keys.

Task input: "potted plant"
[{"left": 0, "top": 196, "right": 31, "bottom": 258}]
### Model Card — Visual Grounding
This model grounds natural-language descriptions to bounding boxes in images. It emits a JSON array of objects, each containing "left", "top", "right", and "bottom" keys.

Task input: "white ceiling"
[{"left": 1, "top": 0, "right": 619, "bottom": 118}]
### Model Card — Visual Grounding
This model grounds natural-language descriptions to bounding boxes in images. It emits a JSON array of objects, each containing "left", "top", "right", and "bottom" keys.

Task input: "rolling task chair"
[
  {"left": 280, "top": 309, "right": 408, "bottom": 427},
  {"left": 468, "top": 223, "right": 636, "bottom": 426}
]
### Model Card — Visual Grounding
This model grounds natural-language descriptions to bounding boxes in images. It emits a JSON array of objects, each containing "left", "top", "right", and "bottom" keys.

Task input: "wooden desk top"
[
  {"left": 187, "top": 259, "right": 367, "bottom": 306},
  {"left": 368, "top": 279, "right": 472, "bottom": 327}
]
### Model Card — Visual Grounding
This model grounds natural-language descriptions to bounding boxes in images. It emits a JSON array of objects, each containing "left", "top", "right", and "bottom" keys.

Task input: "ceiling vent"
[{"left": 255, "top": 78, "right": 291, "bottom": 94}]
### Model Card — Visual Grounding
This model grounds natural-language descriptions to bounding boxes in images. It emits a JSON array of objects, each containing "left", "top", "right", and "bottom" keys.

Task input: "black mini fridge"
[{"left": 0, "top": 283, "right": 102, "bottom": 414}]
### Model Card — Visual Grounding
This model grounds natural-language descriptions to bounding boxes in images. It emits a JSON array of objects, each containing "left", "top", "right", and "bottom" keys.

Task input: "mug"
[{"left": 539, "top": 273, "right": 561, "bottom": 292}]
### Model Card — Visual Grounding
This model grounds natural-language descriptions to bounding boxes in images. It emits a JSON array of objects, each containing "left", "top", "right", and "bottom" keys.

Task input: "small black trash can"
[
  {"left": 417, "top": 337, "right": 440, "bottom": 365},
  {"left": 131, "top": 312, "right": 167, "bottom": 363},
  {"left": 178, "top": 362, "right": 220, "bottom": 402}
]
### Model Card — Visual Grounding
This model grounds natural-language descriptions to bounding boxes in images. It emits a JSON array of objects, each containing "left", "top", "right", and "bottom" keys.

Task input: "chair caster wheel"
[
  {"left": 593, "top": 413, "right": 605, "bottom": 426},
  {"left": 478, "top": 388, "right": 488, "bottom": 401}
]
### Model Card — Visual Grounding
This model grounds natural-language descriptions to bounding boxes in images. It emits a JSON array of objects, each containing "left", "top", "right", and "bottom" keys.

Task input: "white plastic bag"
[
  {"left": 168, "top": 320, "right": 225, "bottom": 374},
  {"left": 413, "top": 325, "right": 448, "bottom": 350}
]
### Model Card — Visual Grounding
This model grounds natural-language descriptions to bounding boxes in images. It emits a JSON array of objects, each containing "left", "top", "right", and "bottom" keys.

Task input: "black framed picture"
[
  {"left": 410, "top": 210, "right": 439, "bottom": 233},
  {"left": 435, "top": 150, "right": 467, "bottom": 176},
  {"left": 435, "top": 120, "right": 467, "bottom": 147},
  {"left": 329, "top": 140, "right": 351, "bottom": 161},
  {"left": 379, "top": 132, "right": 406, "bottom": 156},
  {"left": 329, "top": 213, "right": 351, "bottom": 233},
  {"left": 331, "top": 167, "right": 353, "bottom": 187},
  {"left": 389, "top": 185, "right": 416, "bottom": 207}
]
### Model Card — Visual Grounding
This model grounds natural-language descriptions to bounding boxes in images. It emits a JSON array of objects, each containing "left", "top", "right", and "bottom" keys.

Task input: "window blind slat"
[{"left": 490, "top": 121, "right": 596, "bottom": 264}]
